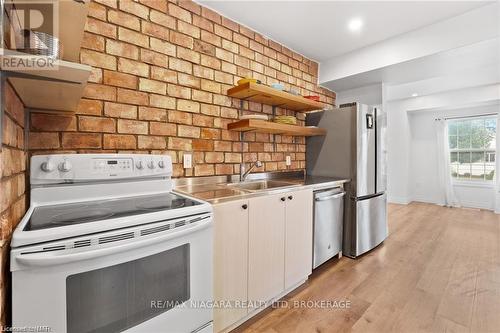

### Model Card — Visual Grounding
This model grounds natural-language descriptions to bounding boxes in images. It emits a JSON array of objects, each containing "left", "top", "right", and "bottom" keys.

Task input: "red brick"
[
  {"left": 193, "top": 40, "right": 215, "bottom": 57},
  {"left": 201, "top": 7, "right": 221, "bottom": 23},
  {"left": 215, "top": 163, "right": 233, "bottom": 175},
  {"left": 139, "top": 0, "right": 167, "bottom": 12},
  {"left": 178, "top": 125, "right": 200, "bottom": 138},
  {"left": 214, "top": 25, "right": 232, "bottom": 40},
  {"left": 83, "top": 84, "right": 117, "bottom": 101},
  {"left": 168, "top": 110, "right": 192, "bottom": 125},
  {"left": 118, "top": 0, "right": 149, "bottom": 19},
  {"left": 31, "top": 113, "right": 76, "bottom": 132},
  {"left": 138, "top": 136, "right": 167, "bottom": 149},
  {"left": 140, "top": 49, "right": 168, "bottom": 67},
  {"left": 192, "top": 139, "right": 213, "bottom": 151},
  {"left": 201, "top": 128, "right": 220, "bottom": 140},
  {"left": 200, "top": 54, "right": 221, "bottom": 70},
  {"left": 225, "top": 152, "right": 242, "bottom": 163},
  {"left": 117, "top": 88, "right": 149, "bottom": 105},
  {"left": 142, "top": 21, "right": 169, "bottom": 40},
  {"left": 138, "top": 107, "right": 167, "bottom": 121},
  {"left": 80, "top": 49, "right": 116, "bottom": 70},
  {"left": 139, "top": 78, "right": 166, "bottom": 94},
  {"left": 169, "top": 58, "right": 192, "bottom": 74},
  {"left": 178, "top": 21, "right": 200, "bottom": 38},
  {"left": 150, "top": 10, "right": 176, "bottom": 29},
  {"left": 85, "top": 18, "right": 116, "bottom": 38},
  {"left": 117, "top": 119, "right": 148, "bottom": 134},
  {"left": 177, "top": 47, "right": 200, "bottom": 64},
  {"left": 106, "top": 40, "right": 139, "bottom": 59},
  {"left": 178, "top": 73, "right": 200, "bottom": 88},
  {"left": 192, "top": 89, "right": 212, "bottom": 103},
  {"left": 205, "top": 152, "right": 224, "bottom": 163},
  {"left": 168, "top": 137, "right": 192, "bottom": 150},
  {"left": 77, "top": 99, "right": 103, "bottom": 115},
  {"left": 149, "top": 95, "right": 176, "bottom": 109},
  {"left": 103, "top": 134, "right": 136, "bottom": 149},
  {"left": 193, "top": 65, "right": 214, "bottom": 79},
  {"left": 104, "top": 102, "right": 137, "bottom": 119},
  {"left": 82, "top": 32, "right": 105, "bottom": 51},
  {"left": 200, "top": 79, "right": 220, "bottom": 94},
  {"left": 194, "top": 164, "right": 214, "bottom": 176},
  {"left": 168, "top": 3, "right": 191, "bottom": 23},
  {"left": 167, "top": 84, "right": 191, "bottom": 99},
  {"left": 193, "top": 15, "right": 213, "bottom": 32},
  {"left": 28, "top": 132, "right": 60, "bottom": 149},
  {"left": 150, "top": 37, "right": 176, "bottom": 56},
  {"left": 178, "top": 0, "right": 201, "bottom": 15},
  {"left": 200, "top": 103, "right": 220, "bottom": 116},
  {"left": 192, "top": 114, "right": 213, "bottom": 127},
  {"left": 103, "top": 70, "right": 137, "bottom": 89},
  {"left": 62, "top": 133, "right": 101, "bottom": 149},
  {"left": 177, "top": 100, "right": 199, "bottom": 113},
  {"left": 79, "top": 116, "right": 116, "bottom": 133},
  {"left": 108, "top": 10, "right": 140, "bottom": 30},
  {"left": 222, "top": 17, "right": 239, "bottom": 32},
  {"left": 150, "top": 122, "right": 176, "bottom": 136},
  {"left": 118, "top": 58, "right": 149, "bottom": 77},
  {"left": 214, "top": 140, "right": 232, "bottom": 152},
  {"left": 88, "top": 1, "right": 107, "bottom": 20},
  {"left": 170, "top": 31, "right": 194, "bottom": 49},
  {"left": 151, "top": 67, "right": 177, "bottom": 83},
  {"left": 118, "top": 27, "right": 149, "bottom": 48}
]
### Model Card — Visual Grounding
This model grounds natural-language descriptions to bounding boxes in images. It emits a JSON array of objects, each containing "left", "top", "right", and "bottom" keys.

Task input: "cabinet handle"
[
  {"left": 280, "top": 197, "right": 286, "bottom": 202},
  {"left": 242, "top": 204, "right": 248, "bottom": 210},
  {"left": 288, "top": 195, "right": 293, "bottom": 200}
]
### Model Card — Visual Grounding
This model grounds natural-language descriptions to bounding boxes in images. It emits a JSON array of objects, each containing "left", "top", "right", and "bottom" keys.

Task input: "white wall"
[
  {"left": 408, "top": 104, "right": 499, "bottom": 210},
  {"left": 385, "top": 83, "right": 500, "bottom": 207},
  {"left": 335, "top": 84, "right": 383, "bottom": 106}
]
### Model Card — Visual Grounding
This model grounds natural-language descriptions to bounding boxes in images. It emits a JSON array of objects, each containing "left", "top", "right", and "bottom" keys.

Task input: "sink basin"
[{"left": 226, "top": 180, "right": 297, "bottom": 192}]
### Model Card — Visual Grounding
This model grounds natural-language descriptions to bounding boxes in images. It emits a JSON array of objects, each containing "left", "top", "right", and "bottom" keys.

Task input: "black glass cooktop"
[{"left": 25, "top": 193, "right": 202, "bottom": 231}]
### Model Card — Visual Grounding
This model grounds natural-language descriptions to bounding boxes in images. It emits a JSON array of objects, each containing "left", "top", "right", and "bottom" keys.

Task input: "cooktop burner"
[{"left": 25, "top": 193, "right": 201, "bottom": 231}]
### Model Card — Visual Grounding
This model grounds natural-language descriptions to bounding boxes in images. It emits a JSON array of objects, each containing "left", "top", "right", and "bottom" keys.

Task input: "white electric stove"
[{"left": 10, "top": 154, "right": 213, "bottom": 333}]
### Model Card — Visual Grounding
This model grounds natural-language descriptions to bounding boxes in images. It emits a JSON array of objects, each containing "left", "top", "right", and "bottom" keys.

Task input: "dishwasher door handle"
[{"left": 315, "top": 192, "right": 346, "bottom": 202}]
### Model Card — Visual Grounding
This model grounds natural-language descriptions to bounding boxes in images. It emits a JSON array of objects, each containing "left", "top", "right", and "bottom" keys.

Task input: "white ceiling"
[{"left": 198, "top": 1, "right": 491, "bottom": 61}]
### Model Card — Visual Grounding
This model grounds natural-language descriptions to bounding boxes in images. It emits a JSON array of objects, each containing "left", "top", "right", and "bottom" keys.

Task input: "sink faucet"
[{"left": 240, "top": 161, "right": 263, "bottom": 182}]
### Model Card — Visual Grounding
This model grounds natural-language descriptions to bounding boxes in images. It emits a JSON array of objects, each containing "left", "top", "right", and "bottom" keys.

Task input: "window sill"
[{"left": 452, "top": 181, "right": 495, "bottom": 189}]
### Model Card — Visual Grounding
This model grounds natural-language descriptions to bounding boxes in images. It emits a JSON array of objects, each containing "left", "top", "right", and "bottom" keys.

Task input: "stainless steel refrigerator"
[{"left": 306, "top": 102, "right": 388, "bottom": 258}]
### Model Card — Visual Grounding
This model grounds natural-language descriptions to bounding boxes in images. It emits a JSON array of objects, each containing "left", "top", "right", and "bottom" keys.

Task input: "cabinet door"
[
  {"left": 248, "top": 193, "right": 286, "bottom": 307},
  {"left": 213, "top": 199, "right": 249, "bottom": 332},
  {"left": 285, "top": 188, "right": 313, "bottom": 289}
]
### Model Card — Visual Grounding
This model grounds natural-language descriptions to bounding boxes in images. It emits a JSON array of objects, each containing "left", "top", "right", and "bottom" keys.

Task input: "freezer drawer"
[
  {"left": 344, "top": 192, "right": 387, "bottom": 258},
  {"left": 313, "top": 188, "right": 345, "bottom": 269}
]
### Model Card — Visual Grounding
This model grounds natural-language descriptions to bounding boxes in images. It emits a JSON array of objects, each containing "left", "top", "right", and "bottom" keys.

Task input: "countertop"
[{"left": 174, "top": 172, "right": 349, "bottom": 204}]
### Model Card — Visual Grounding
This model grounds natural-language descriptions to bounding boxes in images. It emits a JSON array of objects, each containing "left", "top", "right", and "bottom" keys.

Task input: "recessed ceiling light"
[
  {"left": 348, "top": 18, "right": 363, "bottom": 32},
  {"left": 412, "top": 93, "right": 419, "bottom": 97}
]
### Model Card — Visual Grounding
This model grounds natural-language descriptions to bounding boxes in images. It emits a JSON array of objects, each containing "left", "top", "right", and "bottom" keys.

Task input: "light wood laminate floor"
[{"left": 233, "top": 203, "right": 500, "bottom": 333}]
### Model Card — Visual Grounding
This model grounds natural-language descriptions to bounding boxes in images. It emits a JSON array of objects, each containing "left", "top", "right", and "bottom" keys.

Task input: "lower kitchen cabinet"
[
  {"left": 284, "top": 189, "right": 313, "bottom": 289},
  {"left": 248, "top": 193, "right": 286, "bottom": 307},
  {"left": 213, "top": 188, "right": 313, "bottom": 332},
  {"left": 213, "top": 199, "right": 249, "bottom": 332}
]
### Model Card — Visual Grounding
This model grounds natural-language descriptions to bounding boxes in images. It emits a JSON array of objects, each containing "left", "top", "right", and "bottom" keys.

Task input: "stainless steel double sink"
[{"left": 225, "top": 180, "right": 298, "bottom": 192}]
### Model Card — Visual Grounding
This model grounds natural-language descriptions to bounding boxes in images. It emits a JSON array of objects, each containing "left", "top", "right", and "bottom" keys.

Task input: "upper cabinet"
[{"left": 1, "top": 0, "right": 92, "bottom": 111}]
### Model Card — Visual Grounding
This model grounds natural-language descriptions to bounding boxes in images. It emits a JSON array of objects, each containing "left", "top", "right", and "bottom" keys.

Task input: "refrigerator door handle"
[{"left": 366, "top": 113, "right": 374, "bottom": 129}]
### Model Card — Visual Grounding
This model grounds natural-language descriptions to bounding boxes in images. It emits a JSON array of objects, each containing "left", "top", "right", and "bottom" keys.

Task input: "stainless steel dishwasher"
[{"left": 313, "top": 187, "right": 346, "bottom": 268}]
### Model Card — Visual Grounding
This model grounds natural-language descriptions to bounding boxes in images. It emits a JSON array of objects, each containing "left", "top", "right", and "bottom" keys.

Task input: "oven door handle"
[{"left": 16, "top": 217, "right": 211, "bottom": 267}]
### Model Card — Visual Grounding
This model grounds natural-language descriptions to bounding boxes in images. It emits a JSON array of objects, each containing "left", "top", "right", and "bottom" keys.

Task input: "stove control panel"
[{"left": 31, "top": 154, "right": 172, "bottom": 184}]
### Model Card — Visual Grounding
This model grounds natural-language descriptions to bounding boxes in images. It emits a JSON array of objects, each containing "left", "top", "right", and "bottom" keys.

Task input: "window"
[{"left": 448, "top": 116, "right": 497, "bottom": 181}]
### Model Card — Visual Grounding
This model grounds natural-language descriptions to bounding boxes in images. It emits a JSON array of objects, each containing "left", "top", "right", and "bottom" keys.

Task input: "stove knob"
[
  {"left": 136, "top": 161, "right": 144, "bottom": 170},
  {"left": 58, "top": 160, "right": 72, "bottom": 172},
  {"left": 158, "top": 160, "right": 165, "bottom": 168},
  {"left": 147, "top": 161, "right": 155, "bottom": 169},
  {"left": 41, "top": 161, "right": 55, "bottom": 172}
]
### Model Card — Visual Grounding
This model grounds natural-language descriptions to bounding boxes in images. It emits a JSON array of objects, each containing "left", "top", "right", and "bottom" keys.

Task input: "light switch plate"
[
  {"left": 286, "top": 155, "right": 291, "bottom": 166},
  {"left": 183, "top": 153, "right": 192, "bottom": 169}
]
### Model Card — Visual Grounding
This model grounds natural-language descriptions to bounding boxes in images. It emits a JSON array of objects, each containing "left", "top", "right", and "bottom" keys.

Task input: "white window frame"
[{"left": 448, "top": 115, "right": 496, "bottom": 185}]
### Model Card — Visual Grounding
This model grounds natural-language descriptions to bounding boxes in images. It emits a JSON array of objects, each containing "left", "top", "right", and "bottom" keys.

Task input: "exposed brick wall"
[
  {"left": 28, "top": 0, "right": 335, "bottom": 177},
  {"left": 0, "top": 82, "right": 27, "bottom": 326}
]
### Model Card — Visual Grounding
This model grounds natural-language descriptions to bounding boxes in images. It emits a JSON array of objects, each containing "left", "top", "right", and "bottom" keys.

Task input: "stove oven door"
[{"left": 11, "top": 214, "right": 213, "bottom": 333}]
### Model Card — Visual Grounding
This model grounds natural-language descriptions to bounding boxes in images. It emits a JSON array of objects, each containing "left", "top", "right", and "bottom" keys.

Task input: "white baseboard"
[{"left": 387, "top": 195, "right": 411, "bottom": 205}]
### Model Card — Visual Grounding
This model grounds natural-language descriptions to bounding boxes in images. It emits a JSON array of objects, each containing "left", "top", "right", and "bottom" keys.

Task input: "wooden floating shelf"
[
  {"left": 227, "top": 82, "right": 324, "bottom": 112},
  {"left": 228, "top": 119, "right": 326, "bottom": 137}
]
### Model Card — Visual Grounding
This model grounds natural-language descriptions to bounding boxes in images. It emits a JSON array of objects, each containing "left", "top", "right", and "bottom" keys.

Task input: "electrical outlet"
[
  {"left": 183, "top": 154, "right": 192, "bottom": 169},
  {"left": 286, "top": 155, "right": 291, "bottom": 166}
]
